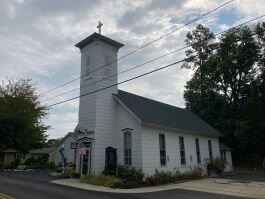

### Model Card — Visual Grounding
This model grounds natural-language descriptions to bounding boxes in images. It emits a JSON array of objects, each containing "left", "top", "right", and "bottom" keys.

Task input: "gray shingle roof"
[
  {"left": 30, "top": 147, "right": 56, "bottom": 154},
  {"left": 75, "top": 32, "right": 124, "bottom": 50},
  {"left": 113, "top": 90, "right": 222, "bottom": 137}
]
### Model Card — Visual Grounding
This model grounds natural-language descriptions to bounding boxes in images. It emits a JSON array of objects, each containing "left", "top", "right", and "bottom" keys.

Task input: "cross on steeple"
[{"left": 97, "top": 21, "right": 103, "bottom": 35}]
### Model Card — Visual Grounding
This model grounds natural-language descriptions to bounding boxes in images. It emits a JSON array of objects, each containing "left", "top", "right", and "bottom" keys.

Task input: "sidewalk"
[
  {"left": 174, "top": 178, "right": 265, "bottom": 199},
  {"left": 51, "top": 178, "right": 265, "bottom": 198}
]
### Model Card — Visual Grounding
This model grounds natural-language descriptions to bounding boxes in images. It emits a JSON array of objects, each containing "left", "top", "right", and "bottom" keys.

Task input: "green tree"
[
  {"left": 209, "top": 26, "right": 260, "bottom": 154},
  {"left": 0, "top": 79, "right": 49, "bottom": 153},
  {"left": 182, "top": 24, "right": 217, "bottom": 96},
  {"left": 183, "top": 24, "right": 265, "bottom": 164},
  {"left": 214, "top": 26, "right": 260, "bottom": 110},
  {"left": 46, "top": 138, "right": 62, "bottom": 147},
  {"left": 182, "top": 24, "right": 219, "bottom": 121},
  {"left": 256, "top": 22, "right": 265, "bottom": 104}
]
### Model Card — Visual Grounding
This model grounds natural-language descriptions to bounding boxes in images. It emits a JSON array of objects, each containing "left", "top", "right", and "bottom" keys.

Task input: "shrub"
[
  {"left": 102, "top": 169, "right": 116, "bottom": 176},
  {"left": 145, "top": 168, "right": 203, "bottom": 186},
  {"left": 80, "top": 175, "right": 121, "bottom": 187},
  {"left": 108, "top": 165, "right": 145, "bottom": 189},
  {"left": 175, "top": 167, "right": 203, "bottom": 181},
  {"left": 116, "top": 165, "right": 144, "bottom": 184},
  {"left": 61, "top": 168, "right": 75, "bottom": 178},
  {"left": 24, "top": 157, "right": 36, "bottom": 167},
  {"left": 72, "top": 173, "right": 80, "bottom": 179},
  {"left": 48, "top": 161, "right": 56, "bottom": 169},
  {"left": 17, "top": 165, "right": 27, "bottom": 170},
  {"left": 112, "top": 179, "right": 144, "bottom": 189},
  {"left": 24, "top": 156, "right": 49, "bottom": 169},
  {"left": 3, "top": 159, "right": 20, "bottom": 170},
  {"left": 56, "top": 166, "right": 63, "bottom": 172},
  {"left": 145, "top": 169, "right": 176, "bottom": 186},
  {"left": 6, "top": 159, "right": 21, "bottom": 169},
  {"left": 68, "top": 162, "right": 76, "bottom": 168},
  {"left": 187, "top": 167, "right": 203, "bottom": 179},
  {"left": 207, "top": 157, "right": 226, "bottom": 174},
  {"left": 36, "top": 156, "right": 49, "bottom": 166}
]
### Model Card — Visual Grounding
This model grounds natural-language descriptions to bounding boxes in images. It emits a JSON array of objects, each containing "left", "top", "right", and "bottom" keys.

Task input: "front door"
[
  {"left": 80, "top": 148, "right": 90, "bottom": 175},
  {"left": 105, "top": 147, "right": 117, "bottom": 174}
]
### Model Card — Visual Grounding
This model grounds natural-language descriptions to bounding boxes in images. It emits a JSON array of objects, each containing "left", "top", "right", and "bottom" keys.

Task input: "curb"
[{"left": 51, "top": 179, "right": 187, "bottom": 193}]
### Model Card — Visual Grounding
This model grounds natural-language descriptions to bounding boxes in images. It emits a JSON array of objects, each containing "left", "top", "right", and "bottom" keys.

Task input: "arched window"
[{"left": 123, "top": 130, "right": 132, "bottom": 165}]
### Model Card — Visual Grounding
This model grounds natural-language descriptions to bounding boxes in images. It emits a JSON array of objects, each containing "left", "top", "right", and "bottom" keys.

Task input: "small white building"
[
  {"left": 54, "top": 132, "right": 77, "bottom": 166},
  {"left": 57, "top": 31, "right": 232, "bottom": 176},
  {"left": 220, "top": 144, "right": 233, "bottom": 172}
]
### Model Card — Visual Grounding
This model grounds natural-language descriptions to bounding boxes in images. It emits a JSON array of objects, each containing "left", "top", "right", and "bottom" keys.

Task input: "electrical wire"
[
  {"left": 40, "top": 15, "right": 265, "bottom": 103},
  {"left": 46, "top": 28, "right": 265, "bottom": 108},
  {"left": 38, "top": 0, "right": 234, "bottom": 97}
]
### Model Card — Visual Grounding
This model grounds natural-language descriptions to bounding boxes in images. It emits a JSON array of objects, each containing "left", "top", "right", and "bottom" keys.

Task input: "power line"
[
  {"left": 46, "top": 29, "right": 264, "bottom": 108},
  {"left": 41, "top": 14, "right": 265, "bottom": 103},
  {"left": 3, "top": 26, "right": 262, "bottom": 119},
  {"left": 38, "top": 0, "right": 234, "bottom": 97}
]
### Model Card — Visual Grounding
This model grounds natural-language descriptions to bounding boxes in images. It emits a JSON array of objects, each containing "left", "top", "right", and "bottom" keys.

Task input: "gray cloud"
[
  {"left": 117, "top": 0, "right": 186, "bottom": 35},
  {"left": 0, "top": 0, "right": 263, "bottom": 138}
]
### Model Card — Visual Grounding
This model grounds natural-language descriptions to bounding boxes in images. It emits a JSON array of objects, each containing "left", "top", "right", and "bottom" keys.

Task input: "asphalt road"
[{"left": 0, "top": 171, "right": 244, "bottom": 199}]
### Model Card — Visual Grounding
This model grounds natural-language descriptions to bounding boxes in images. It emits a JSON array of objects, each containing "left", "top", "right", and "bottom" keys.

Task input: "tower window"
[
  {"left": 104, "top": 55, "right": 112, "bottom": 77},
  {"left": 85, "top": 55, "right": 91, "bottom": 77}
]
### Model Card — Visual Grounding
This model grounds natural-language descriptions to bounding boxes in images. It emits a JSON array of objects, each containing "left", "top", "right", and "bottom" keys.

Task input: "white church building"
[{"left": 55, "top": 27, "right": 233, "bottom": 176}]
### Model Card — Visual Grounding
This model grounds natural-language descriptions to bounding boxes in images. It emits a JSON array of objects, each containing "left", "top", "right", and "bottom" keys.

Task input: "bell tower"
[{"left": 75, "top": 30, "right": 124, "bottom": 174}]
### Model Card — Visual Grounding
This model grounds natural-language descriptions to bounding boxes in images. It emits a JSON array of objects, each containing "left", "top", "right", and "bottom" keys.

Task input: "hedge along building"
[{"left": 58, "top": 24, "right": 232, "bottom": 176}]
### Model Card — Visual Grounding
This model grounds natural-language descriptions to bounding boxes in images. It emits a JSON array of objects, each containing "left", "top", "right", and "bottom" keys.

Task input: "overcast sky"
[{"left": 0, "top": 0, "right": 264, "bottom": 139}]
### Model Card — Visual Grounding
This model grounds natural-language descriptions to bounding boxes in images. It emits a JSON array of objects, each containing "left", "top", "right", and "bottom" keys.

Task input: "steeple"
[{"left": 75, "top": 30, "right": 124, "bottom": 174}]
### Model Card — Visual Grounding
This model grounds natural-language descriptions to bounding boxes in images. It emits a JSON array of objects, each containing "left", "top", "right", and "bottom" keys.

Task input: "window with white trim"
[
  {"left": 124, "top": 131, "right": 132, "bottom": 165},
  {"left": 70, "top": 142, "right": 78, "bottom": 149},
  {"left": 208, "top": 140, "right": 213, "bottom": 160},
  {"left": 15, "top": 153, "right": 23, "bottom": 160},
  {"left": 195, "top": 138, "right": 201, "bottom": 164},
  {"left": 179, "top": 136, "right": 186, "bottom": 165},
  {"left": 159, "top": 134, "right": 166, "bottom": 166}
]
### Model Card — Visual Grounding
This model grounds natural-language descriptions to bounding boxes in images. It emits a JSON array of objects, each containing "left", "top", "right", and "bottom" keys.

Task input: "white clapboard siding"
[
  {"left": 55, "top": 135, "right": 76, "bottom": 165},
  {"left": 117, "top": 102, "right": 142, "bottom": 169},
  {"left": 141, "top": 125, "right": 220, "bottom": 175}
]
